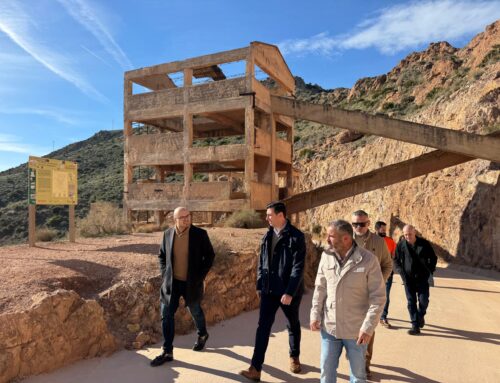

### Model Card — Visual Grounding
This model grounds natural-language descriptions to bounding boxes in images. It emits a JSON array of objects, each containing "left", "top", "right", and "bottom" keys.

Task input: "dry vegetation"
[
  {"left": 78, "top": 202, "right": 130, "bottom": 237},
  {"left": 223, "top": 209, "right": 265, "bottom": 229},
  {"left": 35, "top": 227, "right": 59, "bottom": 242}
]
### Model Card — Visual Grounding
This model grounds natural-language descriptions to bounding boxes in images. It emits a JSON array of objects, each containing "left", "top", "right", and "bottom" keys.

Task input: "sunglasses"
[{"left": 352, "top": 222, "right": 368, "bottom": 227}]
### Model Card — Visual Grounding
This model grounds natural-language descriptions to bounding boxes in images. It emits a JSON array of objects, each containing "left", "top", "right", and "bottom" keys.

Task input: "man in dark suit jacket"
[
  {"left": 150, "top": 206, "right": 215, "bottom": 367},
  {"left": 240, "top": 201, "right": 306, "bottom": 381},
  {"left": 394, "top": 224, "right": 437, "bottom": 336}
]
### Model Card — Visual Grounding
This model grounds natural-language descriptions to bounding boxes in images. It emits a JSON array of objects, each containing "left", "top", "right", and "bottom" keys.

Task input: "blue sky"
[{"left": 0, "top": 0, "right": 499, "bottom": 171}]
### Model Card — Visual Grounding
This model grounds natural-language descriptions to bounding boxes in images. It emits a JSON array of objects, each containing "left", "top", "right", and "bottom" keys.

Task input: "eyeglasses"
[
  {"left": 352, "top": 222, "right": 368, "bottom": 227},
  {"left": 176, "top": 214, "right": 191, "bottom": 220}
]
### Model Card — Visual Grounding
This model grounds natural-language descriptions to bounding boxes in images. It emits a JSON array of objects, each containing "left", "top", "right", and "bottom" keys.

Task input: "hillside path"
[{"left": 25, "top": 266, "right": 500, "bottom": 383}]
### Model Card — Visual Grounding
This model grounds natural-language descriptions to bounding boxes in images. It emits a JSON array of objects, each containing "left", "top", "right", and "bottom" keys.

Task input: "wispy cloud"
[
  {"left": 81, "top": 44, "right": 113, "bottom": 68},
  {"left": 0, "top": 1, "right": 107, "bottom": 102},
  {"left": 0, "top": 107, "right": 80, "bottom": 125},
  {"left": 0, "top": 133, "right": 49, "bottom": 154},
  {"left": 58, "top": 0, "right": 133, "bottom": 70},
  {"left": 279, "top": 0, "right": 500, "bottom": 56}
]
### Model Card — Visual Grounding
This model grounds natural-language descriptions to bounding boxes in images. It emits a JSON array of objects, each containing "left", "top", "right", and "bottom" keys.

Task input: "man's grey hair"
[
  {"left": 173, "top": 206, "right": 189, "bottom": 218},
  {"left": 403, "top": 224, "right": 416, "bottom": 233},
  {"left": 352, "top": 210, "right": 369, "bottom": 218},
  {"left": 328, "top": 220, "right": 354, "bottom": 238}
]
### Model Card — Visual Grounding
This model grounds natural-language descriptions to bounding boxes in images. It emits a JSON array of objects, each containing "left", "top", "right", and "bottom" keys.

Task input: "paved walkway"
[{"left": 26, "top": 266, "right": 500, "bottom": 383}]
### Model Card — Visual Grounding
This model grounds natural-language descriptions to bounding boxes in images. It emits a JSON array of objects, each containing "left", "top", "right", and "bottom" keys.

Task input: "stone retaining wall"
[{"left": 0, "top": 235, "right": 320, "bottom": 383}]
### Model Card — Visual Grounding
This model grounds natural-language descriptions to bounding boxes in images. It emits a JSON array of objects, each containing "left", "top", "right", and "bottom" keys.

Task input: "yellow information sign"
[{"left": 28, "top": 156, "right": 78, "bottom": 205}]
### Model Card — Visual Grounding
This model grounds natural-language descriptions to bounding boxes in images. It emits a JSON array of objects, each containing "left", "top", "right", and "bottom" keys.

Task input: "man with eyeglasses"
[
  {"left": 150, "top": 206, "right": 215, "bottom": 366},
  {"left": 351, "top": 210, "right": 392, "bottom": 378}
]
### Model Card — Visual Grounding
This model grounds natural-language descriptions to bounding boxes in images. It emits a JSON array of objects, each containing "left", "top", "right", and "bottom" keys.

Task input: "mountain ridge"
[{"left": 1, "top": 21, "right": 498, "bottom": 264}]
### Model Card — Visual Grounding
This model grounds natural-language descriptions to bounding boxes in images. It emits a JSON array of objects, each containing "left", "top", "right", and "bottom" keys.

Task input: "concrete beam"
[
  {"left": 271, "top": 96, "right": 500, "bottom": 163},
  {"left": 284, "top": 133, "right": 500, "bottom": 214}
]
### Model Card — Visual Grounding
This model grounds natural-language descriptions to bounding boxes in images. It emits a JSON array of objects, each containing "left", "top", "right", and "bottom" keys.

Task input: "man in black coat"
[
  {"left": 150, "top": 206, "right": 215, "bottom": 366},
  {"left": 240, "top": 201, "right": 306, "bottom": 381},
  {"left": 394, "top": 224, "right": 437, "bottom": 335}
]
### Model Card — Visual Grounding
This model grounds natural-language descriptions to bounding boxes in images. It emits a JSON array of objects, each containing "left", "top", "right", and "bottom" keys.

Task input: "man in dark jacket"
[
  {"left": 150, "top": 206, "right": 215, "bottom": 366},
  {"left": 240, "top": 201, "right": 306, "bottom": 381},
  {"left": 394, "top": 224, "right": 437, "bottom": 335}
]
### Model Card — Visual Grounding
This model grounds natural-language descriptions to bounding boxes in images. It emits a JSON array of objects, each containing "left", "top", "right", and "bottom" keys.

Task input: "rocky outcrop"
[
  {"left": 294, "top": 21, "right": 500, "bottom": 270},
  {"left": 0, "top": 232, "right": 321, "bottom": 382},
  {"left": 0, "top": 290, "right": 117, "bottom": 383}
]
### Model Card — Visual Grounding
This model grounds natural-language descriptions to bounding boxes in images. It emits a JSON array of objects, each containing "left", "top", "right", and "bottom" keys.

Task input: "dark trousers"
[
  {"left": 161, "top": 279, "right": 207, "bottom": 353},
  {"left": 403, "top": 278, "right": 430, "bottom": 327},
  {"left": 381, "top": 271, "right": 394, "bottom": 320},
  {"left": 251, "top": 293, "right": 302, "bottom": 372}
]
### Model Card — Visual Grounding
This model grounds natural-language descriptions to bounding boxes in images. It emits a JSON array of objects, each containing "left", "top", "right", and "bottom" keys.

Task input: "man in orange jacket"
[{"left": 375, "top": 221, "right": 396, "bottom": 328}]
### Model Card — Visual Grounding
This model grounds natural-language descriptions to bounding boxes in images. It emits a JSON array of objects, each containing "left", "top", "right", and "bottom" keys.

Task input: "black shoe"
[
  {"left": 193, "top": 333, "right": 209, "bottom": 351},
  {"left": 419, "top": 316, "right": 425, "bottom": 328},
  {"left": 366, "top": 365, "right": 372, "bottom": 378},
  {"left": 408, "top": 327, "right": 421, "bottom": 335},
  {"left": 150, "top": 350, "right": 173, "bottom": 366}
]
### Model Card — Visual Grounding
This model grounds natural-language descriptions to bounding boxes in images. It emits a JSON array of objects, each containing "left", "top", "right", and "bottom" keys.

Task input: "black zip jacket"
[{"left": 256, "top": 220, "right": 306, "bottom": 297}]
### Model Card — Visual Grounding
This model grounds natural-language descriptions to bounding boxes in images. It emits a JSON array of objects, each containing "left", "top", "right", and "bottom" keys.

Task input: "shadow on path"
[
  {"left": 370, "top": 364, "right": 441, "bottom": 383},
  {"left": 390, "top": 318, "right": 500, "bottom": 345}
]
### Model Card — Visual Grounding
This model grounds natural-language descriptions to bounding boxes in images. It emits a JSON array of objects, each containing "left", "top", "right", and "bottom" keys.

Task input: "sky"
[{"left": 0, "top": 0, "right": 499, "bottom": 171}]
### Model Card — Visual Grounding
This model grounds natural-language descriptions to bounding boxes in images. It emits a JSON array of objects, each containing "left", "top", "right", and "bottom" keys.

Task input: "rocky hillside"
[
  {"left": 0, "top": 21, "right": 498, "bottom": 269},
  {"left": 293, "top": 21, "right": 499, "bottom": 270}
]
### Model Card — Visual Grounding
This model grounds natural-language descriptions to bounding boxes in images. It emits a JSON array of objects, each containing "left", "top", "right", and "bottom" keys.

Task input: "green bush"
[
  {"left": 78, "top": 202, "right": 130, "bottom": 237},
  {"left": 224, "top": 209, "right": 264, "bottom": 229},
  {"left": 298, "top": 148, "right": 316, "bottom": 160},
  {"left": 311, "top": 224, "right": 323, "bottom": 235}
]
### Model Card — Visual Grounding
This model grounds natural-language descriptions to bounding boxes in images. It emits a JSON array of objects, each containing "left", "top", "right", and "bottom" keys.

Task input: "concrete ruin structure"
[
  {"left": 123, "top": 42, "right": 296, "bottom": 223},
  {"left": 123, "top": 42, "right": 500, "bottom": 225}
]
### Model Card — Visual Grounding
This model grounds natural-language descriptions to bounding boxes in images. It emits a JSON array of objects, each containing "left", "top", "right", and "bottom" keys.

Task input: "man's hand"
[
  {"left": 310, "top": 320, "right": 321, "bottom": 331},
  {"left": 356, "top": 331, "right": 371, "bottom": 345},
  {"left": 280, "top": 294, "right": 293, "bottom": 305}
]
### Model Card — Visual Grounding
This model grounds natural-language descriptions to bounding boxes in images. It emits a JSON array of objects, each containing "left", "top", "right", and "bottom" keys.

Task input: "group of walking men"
[{"left": 150, "top": 202, "right": 437, "bottom": 383}]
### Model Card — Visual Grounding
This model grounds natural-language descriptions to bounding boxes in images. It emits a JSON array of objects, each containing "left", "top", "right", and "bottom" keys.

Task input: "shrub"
[
  {"left": 298, "top": 148, "right": 316, "bottom": 160},
  {"left": 134, "top": 223, "right": 161, "bottom": 233},
  {"left": 78, "top": 202, "right": 130, "bottom": 237},
  {"left": 224, "top": 209, "right": 264, "bottom": 229},
  {"left": 36, "top": 227, "right": 58, "bottom": 242},
  {"left": 426, "top": 87, "right": 442, "bottom": 101},
  {"left": 311, "top": 224, "right": 323, "bottom": 235}
]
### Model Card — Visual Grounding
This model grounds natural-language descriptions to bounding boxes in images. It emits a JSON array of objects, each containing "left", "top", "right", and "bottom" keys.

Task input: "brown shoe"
[
  {"left": 380, "top": 318, "right": 391, "bottom": 328},
  {"left": 239, "top": 365, "right": 261, "bottom": 382},
  {"left": 290, "top": 357, "right": 302, "bottom": 373}
]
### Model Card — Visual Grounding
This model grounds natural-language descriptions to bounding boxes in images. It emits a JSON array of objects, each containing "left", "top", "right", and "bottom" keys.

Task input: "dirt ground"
[{"left": 0, "top": 228, "right": 266, "bottom": 314}]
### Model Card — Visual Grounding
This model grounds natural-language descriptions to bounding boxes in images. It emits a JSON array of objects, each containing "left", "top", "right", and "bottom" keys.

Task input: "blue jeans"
[
  {"left": 251, "top": 293, "right": 302, "bottom": 371},
  {"left": 320, "top": 329, "right": 367, "bottom": 383},
  {"left": 381, "top": 271, "right": 394, "bottom": 320},
  {"left": 161, "top": 279, "right": 207, "bottom": 352}
]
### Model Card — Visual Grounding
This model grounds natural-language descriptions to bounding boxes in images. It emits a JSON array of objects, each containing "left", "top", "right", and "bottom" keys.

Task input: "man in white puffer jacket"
[{"left": 310, "top": 220, "right": 386, "bottom": 383}]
